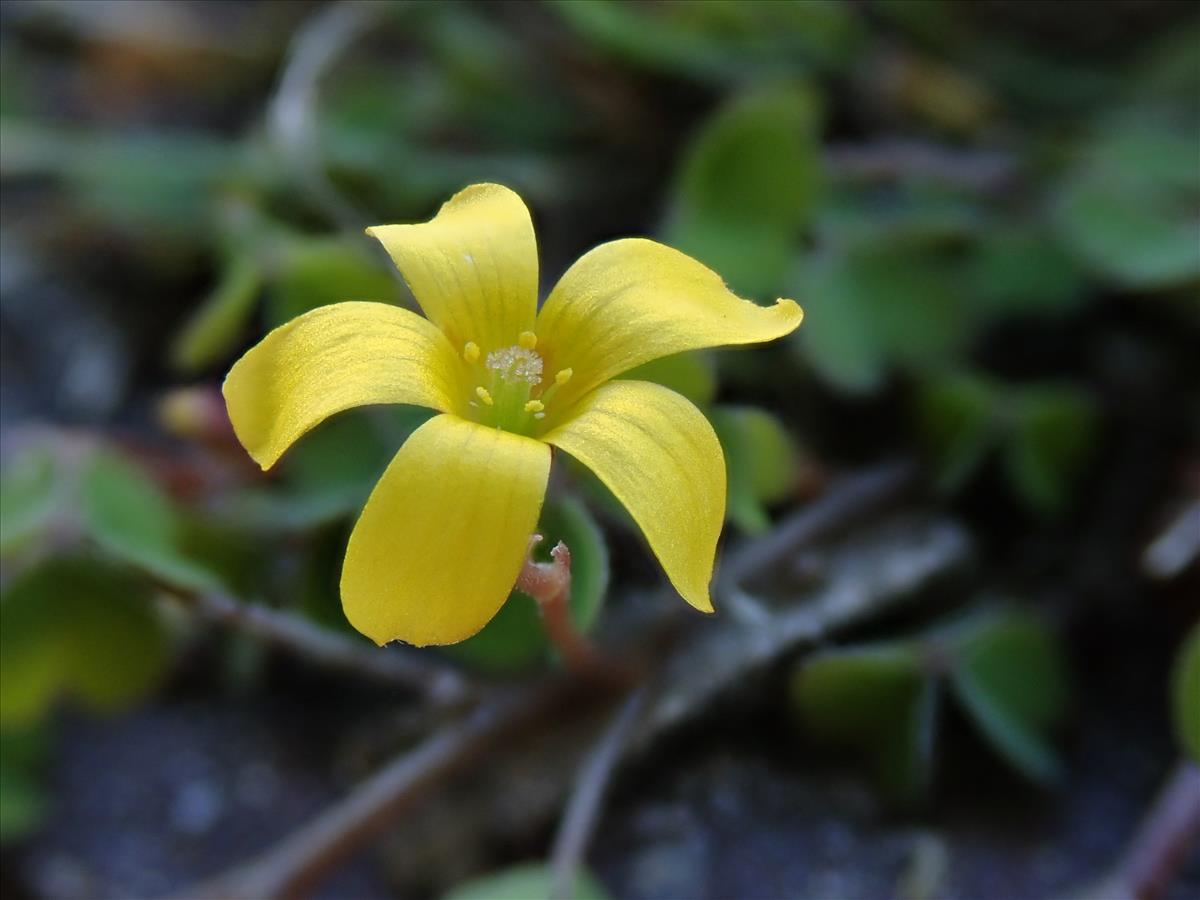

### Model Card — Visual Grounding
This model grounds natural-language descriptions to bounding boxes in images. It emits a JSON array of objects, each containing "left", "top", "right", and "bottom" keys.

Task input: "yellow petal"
[
  {"left": 535, "top": 238, "right": 803, "bottom": 409},
  {"left": 367, "top": 183, "right": 538, "bottom": 352},
  {"left": 543, "top": 380, "right": 724, "bottom": 612},
  {"left": 341, "top": 414, "right": 550, "bottom": 646},
  {"left": 223, "top": 302, "right": 462, "bottom": 470}
]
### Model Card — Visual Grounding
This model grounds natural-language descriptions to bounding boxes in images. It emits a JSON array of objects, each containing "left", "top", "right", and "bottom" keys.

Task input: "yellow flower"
[{"left": 223, "top": 184, "right": 803, "bottom": 646}]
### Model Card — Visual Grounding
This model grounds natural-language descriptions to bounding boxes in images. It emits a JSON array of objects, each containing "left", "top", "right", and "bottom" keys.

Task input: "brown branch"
[
  {"left": 550, "top": 684, "right": 651, "bottom": 900},
  {"left": 170, "top": 589, "right": 472, "bottom": 707},
  {"left": 182, "top": 683, "right": 579, "bottom": 900}
]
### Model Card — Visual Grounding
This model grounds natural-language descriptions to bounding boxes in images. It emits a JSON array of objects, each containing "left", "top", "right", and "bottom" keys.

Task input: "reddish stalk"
[{"left": 516, "top": 535, "right": 604, "bottom": 675}]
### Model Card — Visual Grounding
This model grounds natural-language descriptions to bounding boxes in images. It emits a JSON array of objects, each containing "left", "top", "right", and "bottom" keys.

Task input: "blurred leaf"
[
  {"left": 791, "top": 644, "right": 937, "bottom": 802},
  {"left": 918, "top": 376, "right": 1098, "bottom": 516},
  {"left": 820, "top": 180, "right": 983, "bottom": 248},
  {"left": 266, "top": 236, "right": 399, "bottom": 327},
  {"left": 968, "top": 226, "right": 1087, "bottom": 319},
  {"left": 711, "top": 406, "right": 798, "bottom": 533},
  {"left": 0, "top": 728, "right": 47, "bottom": 844},
  {"left": 624, "top": 352, "right": 717, "bottom": 407},
  {"left": 550, "top": 0, "right": 859, "bottom": 82},
  {"left": 1054, "top": 126, "right": 1200, "bottom": 290},
  {"left": 1172, "top": 622, "right": 1200, "bottom": 763},
  {"left": 917, "top": 374, "right": 999, "bottom": 493},
  {"left": 1004, "top": 385, "right": 1097, "bottom": 517},
  {"left": 447, "top": 497, "right": 608, "bottom": 673},
  {"left": 0, "top": 558, "right": 169, "bottom": 728},
  {"left": 0, "top": 120, "right": 246, "bottom": 233},
  {"left": 82, "top": 452, "right": 223, "bottom": 592},
  {"left": 0, "top": 451, "right": 60, "bottom": 556},
  {"left": 170, "top": 252, "right": 262, "bottom": 373},
  {"left": 444, "top": 862, "right": 610, "bottom": 900},
  {"left": 667, "top": 82, "right": 822, "bottom": 297},
  {"left": 794, "top": 245, "right": 968, "bottom": 393},
  {"left": 949, "top": 612, "right": 1068, "bottom": 784}
]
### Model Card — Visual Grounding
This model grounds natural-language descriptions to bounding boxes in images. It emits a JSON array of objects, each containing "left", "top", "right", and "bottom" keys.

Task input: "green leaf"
[
  {"left": 711, "top": 406, "right": 798, "bottom": 533},
  {"left": 916, "top": 374, "right": 1000, "bottom": 493},
  {"left": 0, "top": 450, "right": 60, "bottom": 556},
  {"left": 1171, "top": 622, "right": 1200, "bottom": 763},
  {"left": 0, "top": 728, "right": 47, "bottom": 844},
  {"left": 794, "top": 244, "right": 968, "bottom": 393},
  {"left": 0, "top": 558, "right": 170, "bottom": 728},
  {"left": 1004, "top": 385, "right": 1097, "bottom": 517},
  {"left": 447, "top": 497, "right": 609, "bottom": 673},
  {"left": 444, "top": 863, "right": 610, "bottom": 900},
  {"left": 623, "top": 352, "right": 717, "bottom": 407},
  {"left": 667, "top": 82, "right": 822, "bottom": 298},
  {"left": 968, "top": 226, "right": 1087, "bottom": 320},
  {"left": 266, "top": 236, "right": 398, "bottom": 327},
  {"left": 81, "top": 452, "right": 223, "bottom": 592},
  {"left": 791, "top": 644, "right": 937, "bottom": 802},
  {"left": 949, "top": 612, "right": 1069, "bottom": 784},
  {"left": 170, "top": 252, "right": 262, "bottom": 373},
  {"left": 1054, "top": 126, "right": 1200, "bottom": 290},
  {"left": 549, "top": 0, "right": 859, "bottom": 82}
]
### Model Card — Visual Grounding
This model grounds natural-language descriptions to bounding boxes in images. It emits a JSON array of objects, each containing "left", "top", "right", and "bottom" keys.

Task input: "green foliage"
[
  {"left": 791, "top": 644, "right": 935, "bottom": 802},
  {"left": 0, "top": 450, "right": 60, "bottom": 556},
  {"left": 967, "top": 226, "right": 1087, "bottom": 319},
  {"left": 791, "top": 610, "right": 1069, "bottom": 799},
  {"left": 549, "top": 0, "right": 860, "bottom": 82},
  {"left": 0, "top": 728, "right": 47, "bottom": 843},
  {"left": 711, "top": 406, "right": 799, "bottom": 533},
  {"left": 82, "top": 452, "right": 224, "bottom": 592},
  {"left": 266, "top": 235, "right": 399, "bottom": 327},
  {"left": 0, "top": 558, "right": 170, "bottom": 728},
  {"left": 1172, "top": 623, "right": 1200, "bottom": 763},
  {"left": 1054, "top": 124, "right": 1200, "bottom": 290},
  {"left": 795, "top": 245, "right": 968, "bottom": 393},
  {"left": 948, "top": 613, "right": 1069, "bottom": 783},
  {"left": 667, "top": 82, "right": 823, "bottom": 298},
  {"left": 918, "top": 375, "right": 1098, "bottom": 516},
  {"left": 447, "top": 498, "right": 609, "bottom": 673},
  {"left": 444, "top": 862, "right": 610, "bottom": 900},
  {"left": 170, "top": 252, "right": 263, "bottom": 374},
  {"left": 624, "top": 352, "right": 717, "bottom": 407}
]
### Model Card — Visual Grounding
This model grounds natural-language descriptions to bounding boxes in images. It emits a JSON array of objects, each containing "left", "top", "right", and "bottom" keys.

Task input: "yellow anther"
[
  {"left": 555, "top": 368, "right": 573, "bottom": 386},
  {"left": 463, "top": 342, "right": 480, "bottom": 363},
  {"left": 518, "top": 331, "right": 538, "bottom": 350},
  {"left": 475, "top": 386, "right": 494, "bottom": 406},
  {"left": 523, "top": 400, "right": 545, "bottom": 414}
]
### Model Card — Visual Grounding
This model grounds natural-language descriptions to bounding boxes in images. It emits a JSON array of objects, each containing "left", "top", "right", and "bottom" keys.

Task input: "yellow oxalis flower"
[{"left": 223, "top": 184, "right": 803, "bottom": 647}]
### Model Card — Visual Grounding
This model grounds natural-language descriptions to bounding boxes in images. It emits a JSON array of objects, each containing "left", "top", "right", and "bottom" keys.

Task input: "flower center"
[{"left": 462, "top": 332, "right": 572, "bottom": 435}]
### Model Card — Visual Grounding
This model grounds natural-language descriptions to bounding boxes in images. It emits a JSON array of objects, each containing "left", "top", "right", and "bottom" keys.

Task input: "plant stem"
[{"left": 517, "top": 536, "right": 604, "bottom": 676}]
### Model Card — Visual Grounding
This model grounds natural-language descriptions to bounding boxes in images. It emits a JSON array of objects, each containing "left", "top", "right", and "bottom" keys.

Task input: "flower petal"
[
  {"left": 542, "top": 380, "right": 724, "bottom": 612},
  {"left": 367, "top": 183, "right": 538, "bottom": 353},
  {"left": 341, "top": 413, "right": 550, "bottom": 646},
  {"left": 223, "top": 301, "right": 462, "bottom": 470},
  {"left": 535, "top": 238, "right": 802, "bottom": 409}
]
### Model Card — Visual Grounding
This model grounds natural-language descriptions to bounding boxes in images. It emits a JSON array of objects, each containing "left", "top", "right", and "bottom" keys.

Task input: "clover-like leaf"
[
  {"left": 444, "top": 862, "right": 610, "bottom": 900},
  {"left": 0, "top": 558, "right": 170, "bottom": 728},
  {"left": 948, "top": 612, "right": 1069, "bottom": 784}
]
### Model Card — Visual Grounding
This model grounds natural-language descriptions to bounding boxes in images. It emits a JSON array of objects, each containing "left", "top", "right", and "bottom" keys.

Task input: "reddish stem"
[{"left": 516, "top": 536, "right": 603, "bottom": 675}]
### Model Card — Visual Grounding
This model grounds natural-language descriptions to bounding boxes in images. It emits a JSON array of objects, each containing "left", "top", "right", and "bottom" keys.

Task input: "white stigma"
[{"left": 485, "top": 346, "right": 543, "bottom": 385}]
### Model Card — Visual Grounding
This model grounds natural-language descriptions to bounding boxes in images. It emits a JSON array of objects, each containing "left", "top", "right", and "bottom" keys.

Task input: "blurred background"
[{"left": 1, "top": 1, "right": 1198, "bottom": 898}]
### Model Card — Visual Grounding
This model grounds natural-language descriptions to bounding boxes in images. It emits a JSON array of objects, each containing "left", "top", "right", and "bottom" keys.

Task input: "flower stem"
[{"left": 516, "top": 535, "right": 603, "bottom": 675}]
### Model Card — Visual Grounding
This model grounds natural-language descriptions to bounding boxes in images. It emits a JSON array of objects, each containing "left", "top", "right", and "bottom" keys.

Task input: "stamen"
[
  {"left": 486, "top": 346, "right": 543, "bottom": 385},
  {"left": 524, "top": 400, "right": 544, "bottom": 413},
  {"left": 518, "top": 331, "right": 538, "bottom": 350},
  {"left": 555, "top": 368, "right": 573, "bottom": 386},
  {"left": 463, "top": 341, "right": 480, "bottom": 363},
  {"left": 475, "top": 386, "right": 494, "bottom": 406}
]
